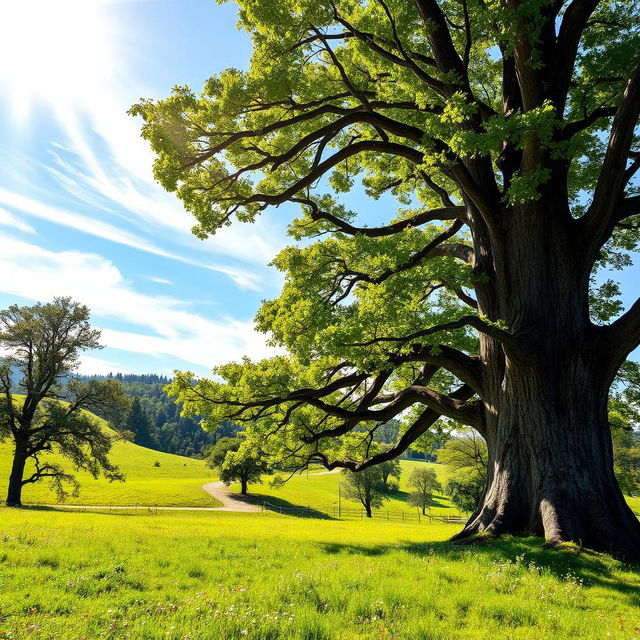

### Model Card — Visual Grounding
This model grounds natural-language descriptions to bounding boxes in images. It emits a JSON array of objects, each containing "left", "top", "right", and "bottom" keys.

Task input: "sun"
[{"left": 0, "top": 0, "right": 115, "bottom": 122}]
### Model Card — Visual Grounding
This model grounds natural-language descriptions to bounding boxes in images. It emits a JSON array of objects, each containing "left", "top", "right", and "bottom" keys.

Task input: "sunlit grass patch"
[{"left": 0, "top": 508, "right": 638, "bottom": 639}]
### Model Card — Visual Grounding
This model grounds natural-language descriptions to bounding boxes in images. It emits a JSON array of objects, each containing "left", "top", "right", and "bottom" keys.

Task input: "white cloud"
[
  {"left": 0, "top": 188, "right": 263, "bottom": 291},
  {"left": 0, "top": 207, "right": 36, "bottom": 234},
  {"left": 77, "top": 355, "right": 133, "bottom": 376},
  {"left": 145, "top": 275, "right": 173, "bottom": 285},
  {"left": 0, "top": 235, "right": 279, "bottom": 369}
]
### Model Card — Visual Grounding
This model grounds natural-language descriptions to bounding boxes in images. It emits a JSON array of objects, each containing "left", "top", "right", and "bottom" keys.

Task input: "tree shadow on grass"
[
  {"left": 385, "top": 488, "right": 453, "bottom": 511},
  {"left": 317, "top": 534, "right": 640, "bottom": 605},
  {"left": 238, "top": 492, "right": 336, "bottom": 520}
]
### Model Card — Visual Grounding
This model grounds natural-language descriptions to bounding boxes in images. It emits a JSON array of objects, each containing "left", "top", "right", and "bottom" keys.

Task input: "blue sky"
[
  {"left": 0, "top": 0, "right": 637, "bottom": 376},
  {"left": 0, "top": 0, "right": 294, "bottom": 376}
]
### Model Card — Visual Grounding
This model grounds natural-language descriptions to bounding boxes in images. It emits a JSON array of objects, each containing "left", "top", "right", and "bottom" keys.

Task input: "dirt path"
[
  {"left": 40, "top": 468, "right": 342, "bottom": 514},
  {"left": 201, "top": 481, "right": 262, "bottom": 512},
  {"left": 200, "top": 469, "right": 340, "bottom": 511},
  {"left": 308, "top": 468, "right": 341, "bottom": 476}
]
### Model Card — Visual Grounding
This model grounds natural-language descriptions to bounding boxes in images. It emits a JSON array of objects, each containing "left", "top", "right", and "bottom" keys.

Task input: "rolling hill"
[{"left": 0, "top": 410, "right": 219, "bottom": 507}]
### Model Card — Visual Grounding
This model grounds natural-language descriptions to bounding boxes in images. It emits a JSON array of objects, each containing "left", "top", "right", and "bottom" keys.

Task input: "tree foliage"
[
  {"left": 127, "top": 397, "right": 156, "bottom": 449},
  {"left": 139, "top": 0, "right": 640, "bottom": 556},
  {"left": 437, "top": 430, "right": 487, "bottom": 512},
  {"left": 407, "top": 466, "right": 440, "bottom": 514},
  {"left": 342, "top": 466, "right": 390, "bottom": 516},
  {"left": 0, "top": 298, "right": 130, "bottom": 505},
  {"left": 207, "top": 436, "right": 269, "bottom": 494}
]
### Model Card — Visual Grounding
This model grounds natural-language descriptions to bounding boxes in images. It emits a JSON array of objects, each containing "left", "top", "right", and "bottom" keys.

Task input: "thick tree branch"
[
  {"left": 293, "top": 198, "right": 466, "bottom": 236},
  {"left": 552, "top": 0, "right": 601, "bottom": 112},
  {"left": 348, "top": 315, "right": 515, "bottom": 351},
  {"left": 306, "top": 383, "right": 480, "bottom": 472},
  {"left": 605, "top": 297, "right": 640, "bottom": 365},
  {"left": 581, "top": 60, "right": 640, "bottom": 256}
]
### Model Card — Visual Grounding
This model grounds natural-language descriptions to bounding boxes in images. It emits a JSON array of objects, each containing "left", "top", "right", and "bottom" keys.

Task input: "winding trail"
[
  {"left": 201, "top": 481, "right": 262, "bottom": 512},
  {"left": 201, "top": 468, "right": 341, "bottom": 511},
  {"left": 39, "top": 468, "right": 343, "bottom": 514}
]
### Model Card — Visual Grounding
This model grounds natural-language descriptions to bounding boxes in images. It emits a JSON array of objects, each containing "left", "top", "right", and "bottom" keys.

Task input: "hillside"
[
  {"left": 0, "top": 411, "right": 219, "bottom": 507},
  {"left": 226, "top": 460, "right": 460, "bottom": 518}
]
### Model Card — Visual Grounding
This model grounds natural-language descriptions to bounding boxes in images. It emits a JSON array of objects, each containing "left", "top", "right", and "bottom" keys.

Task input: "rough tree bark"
[
  {"left": 455, "top": 196, "right": 640, "bottom": 560},
  {"left": 6, "top": 442, "right": 27, "bottom": 507}
]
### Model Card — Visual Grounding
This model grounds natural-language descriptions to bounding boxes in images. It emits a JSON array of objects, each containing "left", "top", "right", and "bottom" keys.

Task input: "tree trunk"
[
  {"left": 454, "top": 354, "right": 640, "bottom": 561},
  {"left": 6, "top": 444, "right": 27, "bottom": 507},
  {"left": 364, "top": 499, "right": 372, "bottom": 518},
  {"left": 453, "top": 195, "right": 640, "bottom": 561},
  {"left": 240, "top": 478, "right": 248, "bottom": 495}
]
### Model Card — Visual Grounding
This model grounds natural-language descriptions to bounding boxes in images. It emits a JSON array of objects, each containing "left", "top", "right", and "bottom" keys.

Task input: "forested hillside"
[{"left": 77, "top": 373, "right": 239, "bottom": 458}]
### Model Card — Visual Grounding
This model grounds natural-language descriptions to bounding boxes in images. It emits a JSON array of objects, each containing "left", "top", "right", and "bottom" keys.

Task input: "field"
[
  {"left": 239, "top": 461, "right": 461, "bottom": 519},
  {"left": 0, "top": 428, "right": 220, "bottom": 508},
  {"left": 2, "top": 423, "right": 640, "bottom": 639},
  {"left": 0, "top": 508, "right": 639, "bottom": 640}
]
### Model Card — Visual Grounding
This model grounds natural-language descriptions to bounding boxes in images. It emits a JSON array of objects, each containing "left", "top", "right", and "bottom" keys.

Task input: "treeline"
[{"left": 77, "top": 373, "right": 239, "bottom": 458}]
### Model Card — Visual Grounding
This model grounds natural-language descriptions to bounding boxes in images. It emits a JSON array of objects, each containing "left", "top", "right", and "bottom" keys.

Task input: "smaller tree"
[
  {"left": 444, "top": 475, "right": 486, "bottom": 514},
  {"left": 378, "top": 454, "right": 401, "bottom": 491},
  {"left": 437, "top": 430, "right": 488, "bottom": 514},
  {"left": 342, "top": 467, "right": 389, "bottom": 518},
  {"left": 127, "top": 398, "right": 156, "bottom": 449},
  {"left": 206, "top": 437, "right": 268, "bottom": 494},
  {"left": 612, "top": 429, "right": 640, "bottom": 497},
  {"left": 407, "top": 467, "right": 440, "bottom": 515},
  {"left": 0, "top": 298, "right": 130, "bottom": 506}
]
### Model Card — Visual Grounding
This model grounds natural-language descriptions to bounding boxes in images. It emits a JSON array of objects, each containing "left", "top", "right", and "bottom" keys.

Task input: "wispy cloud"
[
  {"left": 145, "top": 275, "right": 173, "bottom": 286},
  {"left": 0, "top": 188, "right": 263, "bottom": 291},
  {"left": 0, "top": 235, "right": 279, "bottom": 369},
  {"left": 0, "top": 206, "right": 36, "bottom": 234}
]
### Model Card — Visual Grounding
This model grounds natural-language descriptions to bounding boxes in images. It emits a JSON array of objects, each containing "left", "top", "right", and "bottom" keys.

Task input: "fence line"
[
  {"left": 259, "top": 500, "right": 467, "bottom": 524},
  {"left": 329, "top": 506, "right": 466, "bottom": 524},
  {"left": 261, "top": 501, "right": 317, "bottom": 517}
]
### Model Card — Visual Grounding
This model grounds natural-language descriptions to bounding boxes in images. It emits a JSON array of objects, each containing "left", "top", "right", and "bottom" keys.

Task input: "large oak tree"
[{"left": 133, "top": 0, "right": 640, "bottom": 559}]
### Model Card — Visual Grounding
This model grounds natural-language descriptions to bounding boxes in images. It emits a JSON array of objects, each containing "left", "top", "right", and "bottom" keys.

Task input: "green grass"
[
  {"left": 244, "top": 460, "right": 640, "bottom": 520},
  {"left": 232, "top": 461, "right": 467, "bottom": 518},
  {"left": 0, "top": 423, "right": 219, "bottom": 507},
  {"left": 0, "top": 507, "right": 638, "bottom": 639}
]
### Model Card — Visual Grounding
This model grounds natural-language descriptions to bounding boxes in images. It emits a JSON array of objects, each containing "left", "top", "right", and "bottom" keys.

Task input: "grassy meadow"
[
  {"left": 237, "top": 461, "right": 461, "bottom": 519},
  {"left": 0, "top": 429, "right": 219, "bottom": 508},
  {"left": 1, "top": 507, "right": 639, "bottom": 640}
]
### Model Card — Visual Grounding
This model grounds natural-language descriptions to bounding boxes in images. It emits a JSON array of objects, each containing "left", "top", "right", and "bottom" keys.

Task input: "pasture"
[
  {"left": 0, "top": 508, "right": 639, "bottom": 639},
  {"left": 0, "top": 433, "right": 220, "bottom": 508}
]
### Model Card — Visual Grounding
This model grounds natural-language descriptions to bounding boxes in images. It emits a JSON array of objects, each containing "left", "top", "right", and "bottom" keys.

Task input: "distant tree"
[
  {"left": 612, "top": 428, "right": 640, "bottom": 497},
  {"left": 155, "top": 408, "right": 167, "bottom": 429},
  {"left": 445, "top": 475, "right": 486, "bottom": 514},
  {"left": 437, "top": 431, "right": 488, "bottom": 477},
  {"left": 407, "top": 467, "right": 440, "bottom": 515},
  {"left": 127, "top": 398, "right": 156, "bottom": 449},
  {"left": 207, "top": 437, "right": 268, "bottom": 494},
  {"left": 0, "top": 298, "right": 130, "bottom": 506},
  {"left": 378, "top": 454, "right": 401, "bottom": 491},
  {"left": 342, "top": 467, "right": 389, "bottom": 518},
  {"left": 375, "top": 419, "right": 400, "bottom": 445},
  {"left": 438, "top": 430, "right": 488, "bottom": 514}
]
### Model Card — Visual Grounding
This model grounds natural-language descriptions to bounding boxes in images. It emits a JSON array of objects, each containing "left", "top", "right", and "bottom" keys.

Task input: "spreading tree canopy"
[
  {"left": 0, "top": 298, "right": 130, "bottom": 506},
  {"left": 207, "top": 436, "right": 269, "bottom": 494},
  {"left": 135, "top": 0, "right": 640, "bottom": 559}
]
